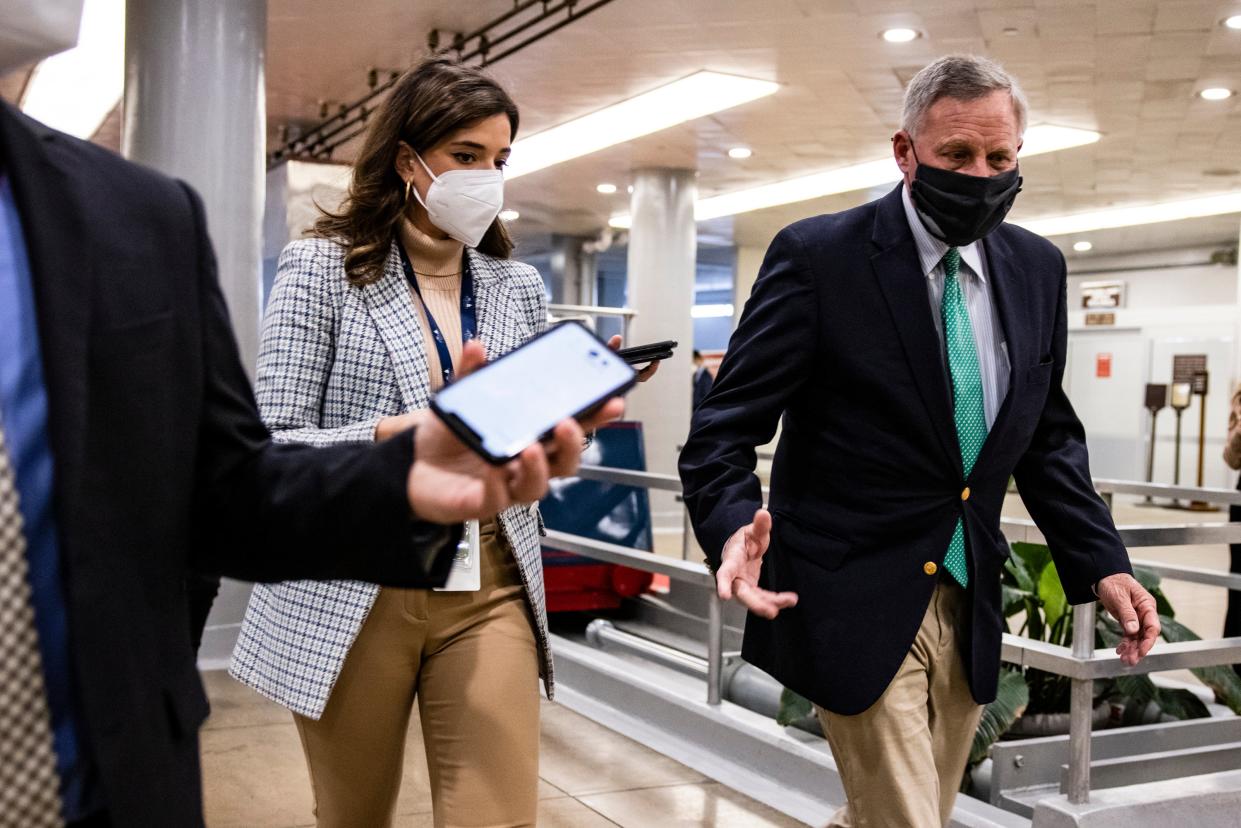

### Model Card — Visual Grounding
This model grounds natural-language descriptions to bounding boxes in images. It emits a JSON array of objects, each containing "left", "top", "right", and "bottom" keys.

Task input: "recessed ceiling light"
[
  {"left": 882, "top": 28, "right": 919, "bottom": 43},
  {"left": 21, "top": 0, "right": 125, "bottom": 139},
  {"left": 1014, "top": 191, "right": 1241, "bottom": 237},
  {"left": 499, "top": 209, "right": 520, "bottom": 221},
  {"left": 505, "top": 71, "right": 779, "bottom": 179},
  {"left": 728, "top": 146, "right": 753, "bottom": 159},
  {"left": 1224, "top": 14, "right": 1241, "bottom": 29},
  {"left": 596, "top": 183, "right": 618, "bottom": 194},
  {"left": 608, "top": 124, "right": 1100, "bottom": 227},
  {"left": 1200, "top": 87, "right": 1233, "bottom": 101},
  {"left": 1073, "top": 241, "right": 1093, "bottom": 252}
]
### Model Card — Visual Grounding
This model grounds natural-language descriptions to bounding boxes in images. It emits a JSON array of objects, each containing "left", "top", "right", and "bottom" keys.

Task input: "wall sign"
[
  {"left": 1096, "top": 353, "right": 1112, "bottom": 378},
  {"left": 1081, "top": 280, "right": 1125, "bottom": 309}
]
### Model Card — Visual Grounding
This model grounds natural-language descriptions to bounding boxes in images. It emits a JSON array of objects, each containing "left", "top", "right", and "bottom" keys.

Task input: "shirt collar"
[{"left": 900, "top": 183, "right": 986, "bottom": 283}]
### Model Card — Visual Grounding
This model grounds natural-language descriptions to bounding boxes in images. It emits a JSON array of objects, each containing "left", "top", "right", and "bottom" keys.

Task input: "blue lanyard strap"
[{"left": 397, "top": 243, "right": 478, "bottom": 384}]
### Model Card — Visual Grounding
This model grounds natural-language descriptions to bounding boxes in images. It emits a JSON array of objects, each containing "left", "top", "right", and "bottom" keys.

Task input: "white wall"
[{"left": 1064, "top": 250, "right": 1238, "bottom": 490}]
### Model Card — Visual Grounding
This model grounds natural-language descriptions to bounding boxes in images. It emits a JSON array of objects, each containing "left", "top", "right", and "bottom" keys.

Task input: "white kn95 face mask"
[
  {"left": 410, "top": 152, "right": 505, "bottom": 249},
  {"left": 0, "top": 0, "right": 84, "bottom": 73}
]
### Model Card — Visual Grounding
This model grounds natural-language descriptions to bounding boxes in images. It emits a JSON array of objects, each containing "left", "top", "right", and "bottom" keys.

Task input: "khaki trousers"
[
  {"left": 293, "top": 522, "right": 541, "bottom": 828},
  {"left": 816, "top": 582, "right": 983, "bottom": 828}
]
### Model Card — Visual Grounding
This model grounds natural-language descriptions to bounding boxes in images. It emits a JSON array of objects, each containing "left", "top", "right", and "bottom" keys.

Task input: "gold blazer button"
[{"left": 923, "top": 561, "right": 938, "bottom": 576}]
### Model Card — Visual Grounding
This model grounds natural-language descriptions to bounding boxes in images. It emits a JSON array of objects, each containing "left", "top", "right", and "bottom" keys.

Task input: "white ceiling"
[
  {"left": 9, "top": 0, "right": 1240, "bottom": 263},
  {"left": 264, "top": 0, "right": 1241, "bottom": 261}
]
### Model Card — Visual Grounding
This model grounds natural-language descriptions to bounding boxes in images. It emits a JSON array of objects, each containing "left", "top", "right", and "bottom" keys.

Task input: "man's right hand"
[{"left": 717, "top": 509, "right": 798, "bottom": 619}]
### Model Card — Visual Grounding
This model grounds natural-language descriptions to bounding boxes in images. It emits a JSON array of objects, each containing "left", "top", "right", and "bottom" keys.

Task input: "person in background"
[
  {"left": 0, "top": 5, "right": 617, "bottom": 826},
  {"left": 1224, "top": 383, "right": 1241, "bottom": 675},
  {"left": 229, "top": 58, "right": 654, "bottom": 828},
  {"left": 692, "top": 349, "right": 714, "bottom": 410},
  {"left": 679, "top": 55, "right": 1159, "bottom": 826}
]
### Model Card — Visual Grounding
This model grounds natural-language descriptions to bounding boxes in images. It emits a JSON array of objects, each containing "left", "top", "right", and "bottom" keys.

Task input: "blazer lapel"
[
  {"left": 468, "top": 249, "right": 529, "bottom": 359},
  {"left": 0, "top": 104, "right": 91, "bottom": 523},
  {"left": 360, "top": 241, "right": 435, "bottom": 411},
  {"left": 869, "top": 186, "right": 962, "bottom": 473}
]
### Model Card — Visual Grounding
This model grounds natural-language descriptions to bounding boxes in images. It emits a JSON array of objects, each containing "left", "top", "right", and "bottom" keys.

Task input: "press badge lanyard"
[
  {"left": 397, "top": 243, "right": 481, "bottom": 591},
  {"left": 397, "top": 243, "right": 478, "bottom": 384}
]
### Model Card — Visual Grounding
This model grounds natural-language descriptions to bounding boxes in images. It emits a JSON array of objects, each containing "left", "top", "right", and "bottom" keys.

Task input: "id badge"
[{"left": 435, "top": 519, "right": 481, "bottom": 592}]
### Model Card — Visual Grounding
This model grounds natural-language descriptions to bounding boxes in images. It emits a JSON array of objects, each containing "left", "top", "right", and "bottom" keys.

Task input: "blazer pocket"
[
  {"left": 772, "top": 511, "right": 851, "bottom": 571},
  {"left": 1025, "top": 359, "right": 1054, "bottom": 385}
]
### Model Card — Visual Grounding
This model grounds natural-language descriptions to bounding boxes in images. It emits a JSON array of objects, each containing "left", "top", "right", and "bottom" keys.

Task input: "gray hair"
[{"left": 901, "top": 55, "right": 1028, "bottom": 137}]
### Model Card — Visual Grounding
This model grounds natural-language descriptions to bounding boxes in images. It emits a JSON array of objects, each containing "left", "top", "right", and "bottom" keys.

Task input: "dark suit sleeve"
[
  {"left": 679, "top": 225, "right": 817, "bottom": 568},
  {"left": 1011, "top": 251, "right": 1131, "bottom": 604},
  {"left": 180, "top": 183, "right": 458, "bottom": 585}
]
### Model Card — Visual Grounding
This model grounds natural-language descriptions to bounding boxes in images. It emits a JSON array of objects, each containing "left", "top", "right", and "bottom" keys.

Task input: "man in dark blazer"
[
  {"left": 0, "top": 41, "right": 613, "bottom": 828},
  {"left": 680, "top": 55, "right": 1160, "bottom": 826}
]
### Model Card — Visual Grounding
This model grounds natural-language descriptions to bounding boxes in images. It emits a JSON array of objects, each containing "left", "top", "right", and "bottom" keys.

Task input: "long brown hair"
[{"left": 314, "top": 58, "right": 520, "bottom": 286}]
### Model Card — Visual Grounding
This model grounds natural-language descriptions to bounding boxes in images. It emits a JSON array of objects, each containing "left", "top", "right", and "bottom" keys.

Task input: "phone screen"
[{"left": 432, "top": 322, "right": 636, "bottom": 462}]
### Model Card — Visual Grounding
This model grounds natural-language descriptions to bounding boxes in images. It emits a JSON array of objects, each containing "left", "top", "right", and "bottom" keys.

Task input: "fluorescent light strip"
[
  {"left": 1013, "top": 191, "right": 1241, "bottom": 237},
  {"left": 609, "top": 124, "right": 1100, "bottom": 228},
  {"left": 691, "top": 303, "right": 735, "bottom": 319},
  {"left": 506, "top": 71, "right": 779, "bottom": 180},
  {"left": 22, "top": 0, "right": 125, "bottom": 140}
]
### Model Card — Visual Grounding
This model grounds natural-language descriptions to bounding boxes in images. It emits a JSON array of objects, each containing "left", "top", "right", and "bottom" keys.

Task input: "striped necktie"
[
  {"left": 0, "top": 420, "right": 64, "bottom": 826},
  {"left": 940, "top": 247, "right": 987, "bottom": 588}
]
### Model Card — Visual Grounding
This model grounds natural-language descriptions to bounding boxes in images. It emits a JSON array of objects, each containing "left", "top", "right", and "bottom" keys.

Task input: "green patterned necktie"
[{"left": 940, "top": 247, "right": 986, "bottom": 588}]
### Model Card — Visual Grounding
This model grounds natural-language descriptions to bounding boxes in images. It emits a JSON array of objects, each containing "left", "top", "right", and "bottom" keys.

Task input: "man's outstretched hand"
[
  {"left": 716, "top": 508, "right": 798, "bottom": 619},
  {"left": 405, "top": 340, "right": 624, "bottom": 524},
  {"left": 1096, "top": 572, "right": 1160, "bottom": 667}
]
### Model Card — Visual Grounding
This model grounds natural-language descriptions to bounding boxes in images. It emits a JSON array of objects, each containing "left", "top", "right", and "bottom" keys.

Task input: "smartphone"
[
  {"left": 615, "top": 339, "right": 678, "bottom": 365},
  {"left": 431, "top": 321, "right": 637, "bottom": 464}
]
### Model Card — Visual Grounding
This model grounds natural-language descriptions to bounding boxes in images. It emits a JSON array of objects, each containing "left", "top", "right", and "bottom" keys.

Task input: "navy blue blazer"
[{"left": 679, "top": 184, "right": 1132, "bottom": 714}]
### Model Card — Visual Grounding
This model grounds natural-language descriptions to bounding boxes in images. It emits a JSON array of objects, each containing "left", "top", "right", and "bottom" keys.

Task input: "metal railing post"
[
  {"left": 1068, "top": 601, "right": 1096, "bottom": 804},
  {"left": 707, "top": 592, "right": 724, "bottom": 706}
]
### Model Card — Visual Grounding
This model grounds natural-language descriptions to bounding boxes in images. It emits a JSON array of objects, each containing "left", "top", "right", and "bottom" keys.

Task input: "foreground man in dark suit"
[
  {"left": 680, "top": 55, "right": 1159, "bottom": 827},
  {"left": 0, "top": 15, "right": 617, "bottom": 826}
]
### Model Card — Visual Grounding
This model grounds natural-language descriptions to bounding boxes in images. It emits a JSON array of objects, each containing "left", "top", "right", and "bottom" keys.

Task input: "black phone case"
[
  {"left": 429, "top": 322, "right": 638, "bottom": 465},
  {"left": 616, "top": 340, "right": 678, "bottom": 364}
]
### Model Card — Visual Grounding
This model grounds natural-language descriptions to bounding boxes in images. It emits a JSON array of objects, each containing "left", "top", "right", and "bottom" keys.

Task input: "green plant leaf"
[
  {"left": 1002, "top": 585, "right": 1027, "bottom": 617},
  {"left": 1038, "top": 562, "right": 1067, "bottom": 629},
  {"left": 1024, "top": 595, "right": 1045, "bottom": 641},
  {"left": 777, "top": 687, "right": 814, "bottom": 727},
  {"left": 1159, "top": 616, "right": 1241, "bottom": 714},
  {"left": 970, "top": 669, "right": 1029, "bottom": 766},
  {"left": 1011, "top": 543, "right": 1050, "bottom": 588},
  {"left": 1154, "top": 687, "right": 1210, "bottom": 721},
  {"left": 1004, "top": 555, "right": 1035, "bottom": 593}
]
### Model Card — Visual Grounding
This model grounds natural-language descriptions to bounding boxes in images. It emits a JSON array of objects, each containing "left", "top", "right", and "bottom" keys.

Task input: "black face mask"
[{"left": 909, "top": 149, "right": 1022, "bottom": 247}]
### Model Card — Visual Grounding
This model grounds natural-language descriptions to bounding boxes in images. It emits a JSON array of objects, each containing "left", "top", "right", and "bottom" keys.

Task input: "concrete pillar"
[
  {"left": 122, "top": 0, "right": 266, "bottom": 668},
  {"left": 733, "top": 245, "right": 767, "bottom": 330},
  {"left": 122, "top": 0, "right": 266, "bottom": 370},
  {"left": 624, "top": 168, "right": 697, "bottom": 535},
  {"left": 549, "top": 234, "right": 589, "bottom": 306}
]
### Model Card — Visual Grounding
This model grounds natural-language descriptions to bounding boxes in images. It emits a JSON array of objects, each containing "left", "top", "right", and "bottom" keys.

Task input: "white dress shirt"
[{"left": 900, "top": 184, "right": 1010, "bottom": 430}]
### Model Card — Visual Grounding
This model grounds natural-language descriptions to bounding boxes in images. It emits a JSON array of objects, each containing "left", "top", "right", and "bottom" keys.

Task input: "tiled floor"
[{"left": 199, "top": 670, "right": 802, "bottom": 827}]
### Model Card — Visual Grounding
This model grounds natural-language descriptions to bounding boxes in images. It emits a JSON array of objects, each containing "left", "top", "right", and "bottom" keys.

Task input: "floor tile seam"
[
  {"left": 568, "top": 778, "right": 718, "bottom": 798},
  {"left": 568, "top": 795, "right": 625, "bottom": 826}
]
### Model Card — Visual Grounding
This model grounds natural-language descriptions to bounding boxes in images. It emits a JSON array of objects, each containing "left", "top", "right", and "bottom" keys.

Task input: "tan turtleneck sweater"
[{"left": 398, "top": 219, "right": 467, "bottom": 392}]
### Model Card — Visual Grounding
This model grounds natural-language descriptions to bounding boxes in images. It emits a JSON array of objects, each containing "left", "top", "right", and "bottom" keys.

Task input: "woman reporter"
[{"left": 228, "top": 58, "right": 633, "bottom": 826}]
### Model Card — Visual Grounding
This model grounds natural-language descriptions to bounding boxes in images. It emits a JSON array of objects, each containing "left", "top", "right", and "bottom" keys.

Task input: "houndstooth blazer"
[{"left": 229, "top": 236, "right": 551, "bottom": 720}]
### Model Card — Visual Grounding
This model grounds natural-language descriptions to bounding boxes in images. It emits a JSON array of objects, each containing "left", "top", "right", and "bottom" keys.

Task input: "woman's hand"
[
  {"left": 607, "top": 335, "right": 660, "bottom": 382},
  {"left": 375, "top": 409, "right": 430, "bottom": 441}
]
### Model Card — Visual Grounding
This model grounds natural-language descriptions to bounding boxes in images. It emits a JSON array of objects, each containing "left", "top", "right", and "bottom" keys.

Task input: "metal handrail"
[
  {"left": 1093, "top": 478, "right": 1241, "bottom": 506},
  {"left": 547, "top": 304, "right": 637, "bottom": 319},
  {"left": 548, "top": 463, "right": 1241, "bottom": 806}
]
